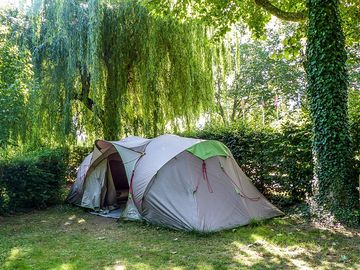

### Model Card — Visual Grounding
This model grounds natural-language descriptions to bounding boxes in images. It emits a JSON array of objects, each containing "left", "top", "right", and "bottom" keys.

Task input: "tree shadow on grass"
[
  {"left": 1, "top": 205, "right": 359, "bottom": 270},
  {"left": 107, "top": 219, "right": 358, "bottom": 270}
]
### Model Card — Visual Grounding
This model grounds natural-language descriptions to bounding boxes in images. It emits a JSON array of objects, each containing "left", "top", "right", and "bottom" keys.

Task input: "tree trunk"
[{"left": 306, "top": 0, "right": 358, "bottom": 224}]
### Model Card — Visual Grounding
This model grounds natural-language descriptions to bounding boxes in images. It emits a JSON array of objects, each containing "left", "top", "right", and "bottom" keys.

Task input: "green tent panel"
[{"left": 186, "top": 140, "right": 230, "bottom": 160}]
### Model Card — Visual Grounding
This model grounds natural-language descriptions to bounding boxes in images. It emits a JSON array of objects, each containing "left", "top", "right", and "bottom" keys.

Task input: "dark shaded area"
[
  {"left": 108, "top": 154, "right": 128, "bottom": 191},
  {"left": 108, "top": 153, "right": 129, "bottom": 204}
]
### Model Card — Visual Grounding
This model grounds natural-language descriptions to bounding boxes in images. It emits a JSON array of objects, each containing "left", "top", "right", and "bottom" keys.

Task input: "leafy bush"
[
  {"left": 182, "top": 124, "right": 313, "bottom": 205},
  {"left": 0, "top": 148, "right": 68, "bottom": 213},
  {"left": 67, "top": 146, "right": 92, "bottom": 183}
]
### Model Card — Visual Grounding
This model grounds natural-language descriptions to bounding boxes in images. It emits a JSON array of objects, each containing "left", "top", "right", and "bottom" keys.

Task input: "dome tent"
[{"left": 67, "top": 134, "right": 283, "bottom": 232}]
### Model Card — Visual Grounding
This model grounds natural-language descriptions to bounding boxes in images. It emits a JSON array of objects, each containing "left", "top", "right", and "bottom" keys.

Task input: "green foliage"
[
  {"left": 151, "top": 0, "right": 359, "bottom": 46},
  {"left": 182, "top": 123, "right": 313, "bottom": 205},
  {"left": 349, "top": 90, "right": 360, "bottom": 156},
  {"left": 67, "top": 146, "right": 92, "bottom": 182},
  {"left": 212, "top": 32, "right": 307, "bottom": 126},
  {"left": 0, "top": 10, "right": 33, "bottom": 148},
  {"left": 19, "top": 0, "right": 214, "bottom": 142},
  {"left": 306, "top": 0, "right": 359, "bottom": 225},
  {"left": 146, "top": 0, "right": 272, "bottom": 39},
  {"left": 0, "top": 148, "right": 68, "bottom": 213}
]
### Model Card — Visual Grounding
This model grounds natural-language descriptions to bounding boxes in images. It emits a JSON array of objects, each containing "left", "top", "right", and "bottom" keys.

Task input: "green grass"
[{"left": 0, "top": 205, "right": 359, "bottom": 270}]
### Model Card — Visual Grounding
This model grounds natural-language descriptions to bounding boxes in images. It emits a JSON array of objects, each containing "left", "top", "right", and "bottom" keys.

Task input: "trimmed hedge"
[
  {"left": 182, "top": 124, "right": 314, "bottom": 205},
  {"left": 0, "top": 148, "right": 68, "bottom": 214}
]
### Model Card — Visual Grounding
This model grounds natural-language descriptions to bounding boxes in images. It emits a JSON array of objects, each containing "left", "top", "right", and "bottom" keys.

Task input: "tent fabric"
[
  {"left": 142, "top": 151, "right": 281, "bottom": 231},
  {"left": 112, "top": 136, "right": 151, "bottom": 152},
  {"left": 81, "top": 159, "right": 107, "bottom": 209},
  {"left": 113, "top": 144, "right": 143, "bottom": 183},
  {"left": 186, "top": 140, "right": 230, "bottom": 160},
  {"left": 130, "top": 135, "right": 203, "bottom": 208},
  {"left": 67, "top": 134, "right": 283, "bottom": 232},
  {"left": 66, "top": 153, "right": 93, "bottom": 205}
]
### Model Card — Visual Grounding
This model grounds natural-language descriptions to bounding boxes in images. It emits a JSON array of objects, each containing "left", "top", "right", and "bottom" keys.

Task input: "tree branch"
[
  {"left": 75, "top": 63, "right": 105, "bottom": 121},
  {"left": 254, "top": 0, "right": 307, "bottom": 22}
]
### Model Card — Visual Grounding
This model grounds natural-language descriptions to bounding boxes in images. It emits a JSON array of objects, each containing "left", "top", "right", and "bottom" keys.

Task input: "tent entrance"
[{"left": 102, "top": 153, "right": 129, "bottom": 209}]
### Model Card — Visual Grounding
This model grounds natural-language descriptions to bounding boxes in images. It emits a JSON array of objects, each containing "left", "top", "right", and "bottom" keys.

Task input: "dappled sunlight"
[
  {"left": 77, "top": 218, "right": 86, "bottom": 224},
  {"left": 231, "top": 239, "right": 314, "bottom": 269},
  {"left": 232, "top": 241, "right": 264, "bottom": 267},
  {"left": 230, "top": 235, "right": 360, "bottom": 270},
  {"left": 320, "top": 260, "right": 354, "bottom": 269},
  {"left": 310, "top": 221, "right": 360, "bottom": 238},
  {"left": 104, "top": 261, "right": 126, "bottom": 270},
  {"left": 62, "top": 214, "right": 87, "bottom": 227},
  {"left": 3, "top": 246, "right": 30, "bottom": 269},
  {"left": 7, "top": 247, "right": 22, "bottom": 261},
  {"left": 248, "top": 233, "right": 263, "bottom": 242},
  {"left": 52, "top": 263, "right": 75, "bottom": 270},
  {"left": 195, "top": 263, "right": 214, "bottom": 270},
  {"left": 128, "top": 262, "right": 151, "bottom": 270}
]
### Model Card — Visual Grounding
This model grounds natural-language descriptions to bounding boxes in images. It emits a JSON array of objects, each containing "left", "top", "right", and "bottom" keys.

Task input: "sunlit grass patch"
[{"left": 0, "top": 205, "right": 359, "bottom": 270}]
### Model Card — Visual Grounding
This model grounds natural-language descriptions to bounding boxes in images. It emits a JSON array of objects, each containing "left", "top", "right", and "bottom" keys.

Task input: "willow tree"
[
  {"left": 22, "top": 0, "right": 213, "bottom": 142},
  {"left": 150, "top": 0, "right": 359, "bottom": 224},
  {"left": 0, "top": 9, "right": 32, "bottom": 148}
]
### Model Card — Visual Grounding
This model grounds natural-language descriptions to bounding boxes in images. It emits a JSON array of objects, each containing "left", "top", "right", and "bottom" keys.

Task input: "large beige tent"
[{"left": 67, "top": 134, "right": 283, "bottom": 232}]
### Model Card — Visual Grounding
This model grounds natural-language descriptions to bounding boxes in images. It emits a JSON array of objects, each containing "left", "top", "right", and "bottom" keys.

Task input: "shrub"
[
  {"left": 67, "top": 146, "right": 92, "bottom": 183},
  {"left": 0, "top": 148, "right": 68, "bottom": 213}
]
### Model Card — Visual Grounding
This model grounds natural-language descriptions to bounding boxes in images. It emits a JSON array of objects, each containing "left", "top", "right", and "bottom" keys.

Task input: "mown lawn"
[{"left": 0, "top": 205, "right": 359, "bottom": 270}]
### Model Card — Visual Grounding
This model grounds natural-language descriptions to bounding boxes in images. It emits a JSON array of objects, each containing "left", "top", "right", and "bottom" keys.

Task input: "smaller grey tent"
[{"left": 67, "top": 135, "right": 283, "bottom": 232}]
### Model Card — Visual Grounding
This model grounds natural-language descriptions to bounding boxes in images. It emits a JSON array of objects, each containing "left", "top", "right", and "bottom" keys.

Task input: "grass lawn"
[{"left": 0, "top": 205, "right": 359, "bottom": 270}]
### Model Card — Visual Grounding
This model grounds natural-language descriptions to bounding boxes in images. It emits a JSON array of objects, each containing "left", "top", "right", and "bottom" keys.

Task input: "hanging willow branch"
[{"left": 23, "top": 0, "right": 214, "bottom": 141}]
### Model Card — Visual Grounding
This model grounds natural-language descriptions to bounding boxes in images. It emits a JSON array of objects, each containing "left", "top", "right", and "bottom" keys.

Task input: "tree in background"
[{"left": 212, "top": 25, "right": 306, "bottom": 127}]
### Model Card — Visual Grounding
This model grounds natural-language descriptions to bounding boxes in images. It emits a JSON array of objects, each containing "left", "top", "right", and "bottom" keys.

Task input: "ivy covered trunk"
[{"left": 306, "top": 0, "right": 359, "bottom": 224}]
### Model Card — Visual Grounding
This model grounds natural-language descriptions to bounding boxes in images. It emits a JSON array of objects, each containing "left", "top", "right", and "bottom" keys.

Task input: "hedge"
[{"left": 0, "top": 148, "right": 68, "bottom": 214}]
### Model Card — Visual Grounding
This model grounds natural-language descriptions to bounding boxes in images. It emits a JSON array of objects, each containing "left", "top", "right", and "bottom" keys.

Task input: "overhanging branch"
[{"left": 254, "top": 0, "right": 307, "bottom": 22}]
